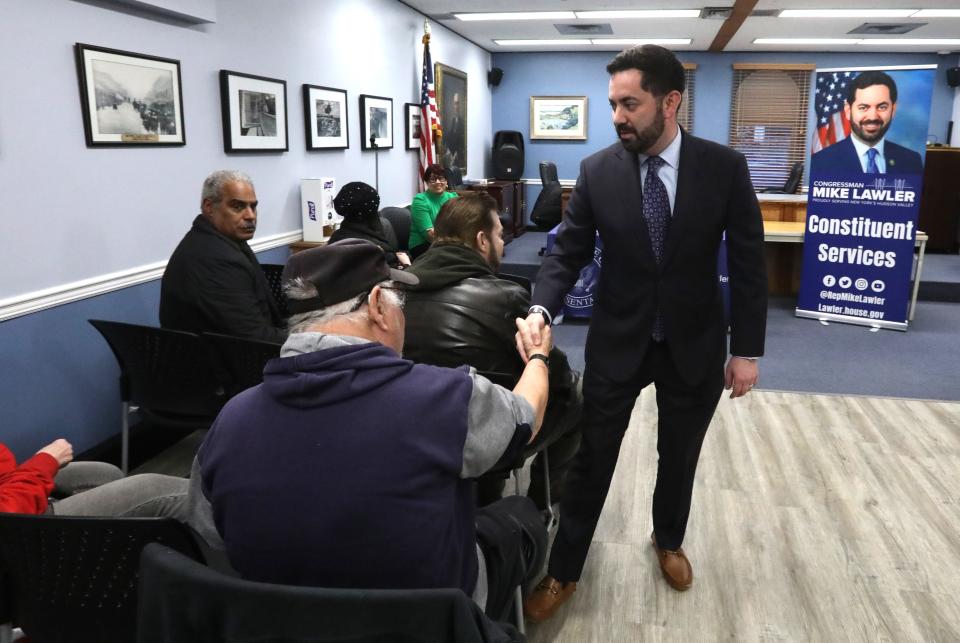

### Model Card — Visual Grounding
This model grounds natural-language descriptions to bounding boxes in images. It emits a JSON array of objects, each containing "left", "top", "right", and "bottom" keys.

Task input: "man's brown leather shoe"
[
  {"left": 652, "top": 535, "right": 693, "bottom": 591},
  {"left": 523, "top": 575, "right": 577, "bottom": 623}
]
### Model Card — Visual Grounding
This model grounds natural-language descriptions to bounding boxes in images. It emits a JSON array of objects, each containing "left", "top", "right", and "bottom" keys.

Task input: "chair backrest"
[
  {"left": 89, "top": 320, "right": 226, "bottom": 418},
  {"left": 497, "top": 272, "right": 532, "bottom": 295},
  {"left": 202, "top": 332, "right": 281, "bottom": 397},
  {"left": 445, "top": 165, "right": 465, "bottom": 189},
  {"left": 538, "top": 161, "right": 559, "bottom": 187},
  {"left": 782, "top": 160, "right": 804, "bottom": 194},
  {"left": 0, "top": 515, "right": 202, "bottom": 643},
  {"left": 138, "top": 543, "right": 524, "bottom": 643},
  {"left": 380, "top": 206, "right": 412, "bottom": 251},
  {"left": 260, "top": 263, "right": 289, "bottom": 317}
]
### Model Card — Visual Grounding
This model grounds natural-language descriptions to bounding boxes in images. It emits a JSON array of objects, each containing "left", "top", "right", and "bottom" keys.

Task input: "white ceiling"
[{"left": 401, "top": 1, "right": 960, "bottom": 53}]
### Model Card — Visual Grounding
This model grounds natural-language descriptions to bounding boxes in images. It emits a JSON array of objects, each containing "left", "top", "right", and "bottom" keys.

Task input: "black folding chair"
[
  {"left": 260, "top": 263, "right": 289, "bottom": 318},
  {"left": 138, "top": 543, "right": 524, "bottom": 643},
  {"left": 202, "top": 332, "right": 281, "bottom": 398},
  {"left": 89, "top": 320, "right": 226, "bottom": 473},
  {"left": 0, "top": 514, "right": 202, "bottom": 643}
]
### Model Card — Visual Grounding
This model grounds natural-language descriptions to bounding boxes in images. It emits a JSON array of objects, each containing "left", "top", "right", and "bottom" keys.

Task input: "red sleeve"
[{"left": 0, "top": 446, "right": 58, "bottom": 515}]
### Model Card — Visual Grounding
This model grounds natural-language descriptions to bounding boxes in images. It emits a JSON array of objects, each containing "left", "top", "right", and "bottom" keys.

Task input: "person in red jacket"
[{"left": 0, "top": 439, "right": 110, "bottom": 514}]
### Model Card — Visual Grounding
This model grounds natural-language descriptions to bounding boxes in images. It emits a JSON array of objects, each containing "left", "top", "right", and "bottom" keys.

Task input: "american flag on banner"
[
  {"left": 812, "top": 71, "right": 855, "bottom": 153},
  {"left": 419, "top": 30, "right": 442, "bottom": 190}
]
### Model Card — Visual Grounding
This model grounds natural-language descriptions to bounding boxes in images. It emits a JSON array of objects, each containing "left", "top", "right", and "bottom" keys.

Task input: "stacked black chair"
[
  {"left": 202, "top": 332, "right": 281, "bottom": 397},
  {"left": 260, "top": 263, "right": 289, "bottom": 317},
  {"left": 138, "top": 543, "right": 525, "bottom": 643},
  {"left": 380, "top": 206, "right": 412, "bottom": 252},
  {"left": 89, "top": 320, "right": 227, "bottom": 473},
  {"left": 0, "top": 515, "right": 202, "bottom": 643}
]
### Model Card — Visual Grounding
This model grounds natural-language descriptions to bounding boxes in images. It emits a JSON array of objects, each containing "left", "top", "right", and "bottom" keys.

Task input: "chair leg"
[
  {"left": 514, "top": 585, "right": 526, "bottom": 634},
  {"left": 121, "top": 401, "right": 130, "bottom": 475},
  {"left": 540, "top": 450, "right": 557, "bottom": 531},
  {"left": 512, "top": 468, "right": 522, "bottom": 496}
]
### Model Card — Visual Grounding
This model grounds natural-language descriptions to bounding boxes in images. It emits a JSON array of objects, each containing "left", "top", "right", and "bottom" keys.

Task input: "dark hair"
[
  {"left": 433, "top": 192, "right": 498, "bottom": 247},
  {"left": 606, "top": 45, "right": 685, "bottom": 98},
  {"left": 846, "top": 70, "right": 898, "bottom": 105},
  {"left": 422, "top": 163, "right": 447, "bottom": 183}
]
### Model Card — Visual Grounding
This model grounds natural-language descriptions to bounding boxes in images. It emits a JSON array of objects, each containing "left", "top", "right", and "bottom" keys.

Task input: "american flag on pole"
[
  {"left": 419, "top": 29, "right": 442, "bottom": 190},
  {"left": 812, "top": 71, "right": 854, "bottom": 153}
]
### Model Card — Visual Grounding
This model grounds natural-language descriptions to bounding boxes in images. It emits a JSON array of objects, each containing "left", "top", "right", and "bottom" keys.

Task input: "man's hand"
[
  {"left": 515, "top": 316, "right": 552, "bottom": 364},
  {"left": 396, "top": 251, "right": 411, "bottom": 267},
  {"left": 724, "top": 357, "right": 759, "bottom": 399},
  {"left": 37, "top": 438, "right": 74, "bottom": 467},
  {"left": 515, "top": 312, "right": 548, "bottom": 363}
]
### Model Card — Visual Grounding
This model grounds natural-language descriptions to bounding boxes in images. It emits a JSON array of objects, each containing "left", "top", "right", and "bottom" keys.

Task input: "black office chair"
[
  {"left": 137, "top": 543, "right": 524, "bottom": 643},
  {"left": 89, "top": 320, "right": 226, "bottom": 473},
  {"left": 202, "top": 332, "right": 281, "bottom": 398},
  {"left": 496, "top": 272, "right": 532, "bottom": 295},
  {"left": 260, "top": 263, "right": 289, "bottom": 317},
  {"left": 445, "top": 166, "right": 465, "bottom": 189},
  {"left": 762, "top": 161, "right": 804, "bottom": 194},
  {"left": 380, "top": 206, "right": 413, "bottom": 252},
  {"left": 529, "top": 161, "right": 563, "bottom": 231},
  {"left": 0, "top": 514, "right": 202, "bottom": 643}
]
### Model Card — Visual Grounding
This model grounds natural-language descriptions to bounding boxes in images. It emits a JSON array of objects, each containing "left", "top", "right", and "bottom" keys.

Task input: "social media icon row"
[{"left": 822, "top": 274, "right": 885, "bottom": 293}]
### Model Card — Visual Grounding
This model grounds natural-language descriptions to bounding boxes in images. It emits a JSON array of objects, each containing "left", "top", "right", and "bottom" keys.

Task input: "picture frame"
[
  {"left": 530, "top": 96, "right": 588, "bottom": 141},
  {"left": 359, "top": 94, "right": 393, "bottom": 150},
  {"left": 404, "top": 103, "right": 421, "bottom": 151},
  {"left": 219, "top": 70, "right": 288, "bottom": 153},
  {"left": 434, "top": 63, "right": 467, "bottom": 174},
  {"left": 303, "top": 84, "right": 348, "bottom": 150},
  {"left": 75, "top": 43, "right": 185, "bottom": 147}
]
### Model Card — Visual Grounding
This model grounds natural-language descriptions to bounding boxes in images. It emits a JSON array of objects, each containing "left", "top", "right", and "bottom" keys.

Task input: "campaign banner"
[{"left": 796, "top": 65, "right": 935, "bottom": 330}]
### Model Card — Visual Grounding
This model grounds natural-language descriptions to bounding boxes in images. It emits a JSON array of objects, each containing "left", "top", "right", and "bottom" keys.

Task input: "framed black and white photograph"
[
  {"left": 359, "top": 94, "right": 393, "bottom": 150},
  {"left": 404, "top": 103, "right": 421, "bottom": 151},
  {"left": 219, "top": 70, "right": 288, "bottom": 152},
  {"left": 75, "top": 43, "right": 185, "bottom": 146},
  {"left": 435, "top": 63, "right": 467, "bottom": 174},
  {"left": 303, "top": 84, "right": 348, "bottom": 150}
]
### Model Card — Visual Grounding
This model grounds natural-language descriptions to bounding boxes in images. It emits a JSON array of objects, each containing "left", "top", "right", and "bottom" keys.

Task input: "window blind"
[
  {"left": 728, "top": 63, "right": 814, "bottom": 190},
  {"left": 679, "top": 62, "right": 696, "bottom": 133}
]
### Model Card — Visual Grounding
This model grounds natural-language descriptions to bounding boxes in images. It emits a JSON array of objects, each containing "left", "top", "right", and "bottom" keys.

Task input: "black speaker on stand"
[{"left": 492, "top": 130, "right": 524, "bottom": 180}]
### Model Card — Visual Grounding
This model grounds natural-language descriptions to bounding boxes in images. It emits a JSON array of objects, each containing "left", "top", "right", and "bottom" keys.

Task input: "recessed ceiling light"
[
  {"left": 859, "top": 38, "right": 960, "bottom": 45},
  {"left": 778, "top": 9, "right": 917, "bottom": 18},
  {"left": 592, "top": 38, "right": 693, "bottom": 45},
  {"left": 575, "top": 10, "right": 701, "bottom": 19},
  {"left": 912, "top": 9, "right": 960, "bottom": 17},
  {"left": 455, "top": 11, "right": 576, "bottom": 21},
  {"left": 754, "top": 38, "right": 861, "bottom": 45},
  {"left": 493, "top": 39, "right": 592, "bottom": 46}
]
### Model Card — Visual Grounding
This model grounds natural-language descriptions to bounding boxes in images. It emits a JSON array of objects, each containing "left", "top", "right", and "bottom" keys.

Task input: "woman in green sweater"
[{"left": 409, "top": 163, "right": 458, "bottom": 259}]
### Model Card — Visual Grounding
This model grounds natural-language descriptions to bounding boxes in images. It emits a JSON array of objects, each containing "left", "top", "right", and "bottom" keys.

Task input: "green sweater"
[{"left": 409, "top": 191, "right": 458, "bottom": 249}]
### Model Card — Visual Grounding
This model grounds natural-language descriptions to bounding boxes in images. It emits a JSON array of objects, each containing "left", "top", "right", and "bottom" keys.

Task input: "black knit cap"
[
  {"left": 333, "top": 181, "right": 380, "bottom": 219},
  {"left": 282, "top": 239, "right": 418, "bottom": 314}
]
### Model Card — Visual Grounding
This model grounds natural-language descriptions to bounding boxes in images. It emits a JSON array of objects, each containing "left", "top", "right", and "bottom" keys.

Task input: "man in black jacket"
[
  {"left": 160, "top": 170, "right": 286, "bottom": 344},
  {"left": 404, "top": 192, "right": 583, "bottom": 510}
]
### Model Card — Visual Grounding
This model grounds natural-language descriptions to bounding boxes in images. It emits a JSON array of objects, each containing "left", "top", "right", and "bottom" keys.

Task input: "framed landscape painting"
[
  {"left": 405, "top": 103, "right": 421, "bottom": 150},
  {"left": 530, "top": 96, "right": 588, "bottom": 140},
  {"left": 434, "top": 63, "right": 467, "bottom": 174},
  {"left": 303, "top": 84, "right": 348, "bottom": 150},
  {"left": 219, "top": 70, "right": 288, "bottom": 152},
  {"left": 75, "top": 43, "right": 185, "bottom": 146},
  {"left": 359, "top": 94, "right": 393, "bottom": 150}
]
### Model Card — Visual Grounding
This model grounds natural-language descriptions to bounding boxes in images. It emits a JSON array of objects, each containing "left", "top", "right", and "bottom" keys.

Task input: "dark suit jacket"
[
  {"left": 811, "top": 135, "right": 923, "bottom": 175},
  {"left": 160, "top": 215, "right": 286, "bottom": 344},
  {"left": 532, "top": 131, "right": 767, "bottom": 385}
]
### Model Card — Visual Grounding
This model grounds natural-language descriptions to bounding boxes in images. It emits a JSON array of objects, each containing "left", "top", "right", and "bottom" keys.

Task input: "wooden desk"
[
  {"left": 763, "top": 221, "right": 928, "bottom": 321},
  {"left": 289, "top": 240, "right": 326, "bottom": 254}
]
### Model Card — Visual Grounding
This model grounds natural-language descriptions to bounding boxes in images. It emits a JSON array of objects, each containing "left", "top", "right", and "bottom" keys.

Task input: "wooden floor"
[{"left": 526, "top": 388, "right": 960, "bottom": 643}]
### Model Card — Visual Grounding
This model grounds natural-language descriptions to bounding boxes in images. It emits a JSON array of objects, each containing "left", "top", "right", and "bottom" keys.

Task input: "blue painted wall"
[{"left": 491, "top": 50, "right": 956, "bottom": 221}]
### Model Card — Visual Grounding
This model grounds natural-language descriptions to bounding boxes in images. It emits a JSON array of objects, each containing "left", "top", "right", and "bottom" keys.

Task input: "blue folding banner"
[{"left": 796, "top": 65, "right": 936, "bottom": 330}]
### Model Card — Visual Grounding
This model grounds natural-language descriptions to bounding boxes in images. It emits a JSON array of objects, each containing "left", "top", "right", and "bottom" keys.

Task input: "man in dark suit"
[
  {"left": 523, "top": 45, "right": 767, "bottom": 622},
  {"left": 160, "top": 170, "right": 286, "bottom": 344},
  {"left": 811, "top": 70, "right": 923, "bottom": 175}
]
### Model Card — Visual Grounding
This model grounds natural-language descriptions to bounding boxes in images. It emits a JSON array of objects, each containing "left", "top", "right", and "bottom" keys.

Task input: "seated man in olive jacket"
[
  {"left": 160, "top": 170, "right": 286, "bottom": 344},
  {"left": 404, "top": 192, "right": 583, "bottom": 509}
]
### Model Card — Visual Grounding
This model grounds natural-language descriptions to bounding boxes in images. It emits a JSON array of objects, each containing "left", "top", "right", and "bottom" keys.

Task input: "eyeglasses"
[{"left": 426, "top": 176, "right": 448, "bottom": 184}]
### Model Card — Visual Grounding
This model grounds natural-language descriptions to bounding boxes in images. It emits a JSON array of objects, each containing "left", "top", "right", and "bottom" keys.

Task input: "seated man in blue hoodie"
[{"left": 187, "top": 238, "right": 551, "bottom": 622}]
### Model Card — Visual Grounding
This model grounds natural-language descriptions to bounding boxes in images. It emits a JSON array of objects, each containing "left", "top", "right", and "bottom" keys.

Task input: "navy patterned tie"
[
  {"left": 865, "top": 148, "right": 880, "bottom": 174},
  {"left": 644, "top": 156, "right": 670, "bottom": 341}
]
